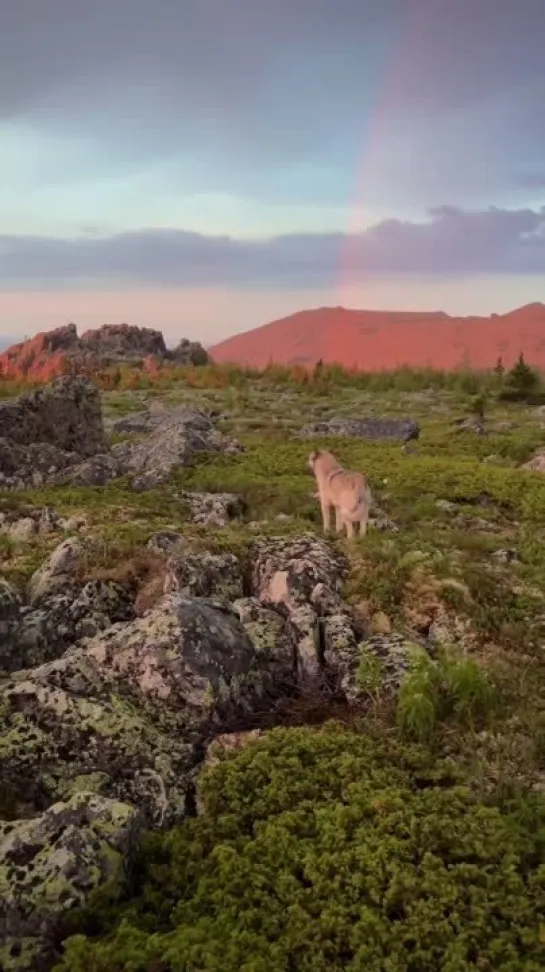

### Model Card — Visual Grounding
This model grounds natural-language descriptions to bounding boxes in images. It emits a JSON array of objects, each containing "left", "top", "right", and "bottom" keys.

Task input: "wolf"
[{"left": 309, "top": 449, "right": 372, "bottom": 539}]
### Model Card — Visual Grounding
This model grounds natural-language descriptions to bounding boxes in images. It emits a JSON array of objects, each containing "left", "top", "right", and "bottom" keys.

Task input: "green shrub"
[
  {"left": 56, "top": 724, "right": 545, "bottom": 972},
  {"left": 396, "top": 650, "right": 498, "bottom": 741}
]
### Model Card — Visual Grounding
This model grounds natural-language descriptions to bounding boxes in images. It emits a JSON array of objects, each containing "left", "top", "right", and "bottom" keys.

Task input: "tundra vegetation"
[{"left": 2, "top": 354, "right": 545, "bottom": 971}]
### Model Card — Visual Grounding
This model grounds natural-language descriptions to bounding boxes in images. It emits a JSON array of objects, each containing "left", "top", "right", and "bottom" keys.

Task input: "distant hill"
[
  {"left": 0, "top": 323, "right": 209, "bottom": 381},
  {"left": 210, "top": 303, "right": 545, "bottom": 371}
]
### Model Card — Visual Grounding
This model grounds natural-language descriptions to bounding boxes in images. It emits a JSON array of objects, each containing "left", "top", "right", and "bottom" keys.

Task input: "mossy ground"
[{"left": 3, "top": 365, "right": 545, "bottom": 968}]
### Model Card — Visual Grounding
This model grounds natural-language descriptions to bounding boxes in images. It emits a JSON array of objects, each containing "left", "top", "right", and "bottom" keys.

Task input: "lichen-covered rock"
[
  {"left": 179, "top": 489, "right": 244, "bottom": 527},
  {"left": 252, "top": 533, "right": 349, "bottom": 613},
  {"left": 13, "top": 593, "right": 82, "bottom": 672},
  {"left": 234, "top": 597, "right": 298, "bottom": 691},
  {"left": 298, "top": 416, "right": 420, "bottom": 443},
  {"left": 1, "top": 659, "right": 192, "bottom": 827},
  {"left": 3, "top": 563, "right": 134, "bottom": 673},
  {"left": 82, "top": 594, "right": 293, "bottom": 730},
  {"left": 55, "top": 452, "right": 122, "bottom": 487},
  {"left": 250, "top": 533, "right": 357, "bottom": 685},
  {"left": 27, "top": 538, "right": 84, "bottom": 606},
  {"left": 0, "top": 592, "right": 297, "bottom": 825},
  {"left": 369, "top": 507, "right": 399, "bottom": 532},
  {"left": 329, "top": 633, "right": 425, "bottom": 701},
  {"left": 0, "top": 376, "right": 107, "bottom": 456},
  {"left": 79, "top": 322, "right": 167, "bottom": 358},
  {"left": 0, "top": 792, "right": 141, "bottom": 972},
  {"left": 164, "top": 551, "right": 243, "bottom": 602},
  {"left": 0, "top": 579, "right": 22, "bottom": 659},
  {"left": 147, "top": 530, "right": 186, "bottom": 554},
  {"left": 0, "top": 438, "right": 80, "bottom": 489},
  {"left": 5, "top": 516, "right": 36, "bottom": 543}
]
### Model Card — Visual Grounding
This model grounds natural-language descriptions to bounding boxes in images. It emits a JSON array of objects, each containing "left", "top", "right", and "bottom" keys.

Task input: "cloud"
[
  {"left": 517, "top": 173, "right": 545, "bottom": 190},
  {"left": 1, "top": 205, "right": 544, "bottom": 290},
  {"left": 1, "top": 0, "right": 545, "bottom": 213}
]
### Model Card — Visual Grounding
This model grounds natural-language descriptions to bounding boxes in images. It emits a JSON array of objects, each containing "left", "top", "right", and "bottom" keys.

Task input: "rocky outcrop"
[
  {"left": 108, "top": 406, "right": 242, "bottom": 490},
  {"left": 0, "top": 529, "right": 434, "bottom": 970},
  {"left": 170, "top": 336, "right": 209, "bottom": 366},
  {"left": 0, "top": 592, "right": 297, "bottom": 828},
  {"left": 0, "top": 377, "right": 110, "bottom": 489},
  {"left": 0, "top": 323, "right": 210, "bottom": 382},
  {"left": 0, "top": 383, "right": 240, "bottom": 490},
  {"left": 0, "top": 376, "right": 106, "bottom": 455},
  {"left": 0, "top": 793, "right": 142, "bottom": 972},
  {"left": 298, "top": 416, "right": 420, "bottom": 443},
  {"left": 0, "top": 538, "right": 135, "bottom": 672},
  {"left": 78, "top": 322, "right": 167, "bottom": 358}
]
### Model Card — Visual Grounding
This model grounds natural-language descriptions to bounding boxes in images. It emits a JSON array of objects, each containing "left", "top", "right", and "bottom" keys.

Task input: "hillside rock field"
[{"left": 2, "top": 361, "right": 545, "bottom": 970}]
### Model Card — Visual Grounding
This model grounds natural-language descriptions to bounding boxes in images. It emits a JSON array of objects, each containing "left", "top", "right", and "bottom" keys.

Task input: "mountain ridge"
[{"left": 210, "top": 302, "right": 545, "bottom": 370}]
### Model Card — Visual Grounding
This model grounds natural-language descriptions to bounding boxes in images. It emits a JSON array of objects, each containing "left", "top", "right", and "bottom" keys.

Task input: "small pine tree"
[
  {"left": 494, "top": 356, "right": 505, "bottom": 378},
  {"left": 502, "top": 352, "right": 541, "bottom": 400},
  {"left": 313, "top": 358, "right": 324, "bottom": 381}
]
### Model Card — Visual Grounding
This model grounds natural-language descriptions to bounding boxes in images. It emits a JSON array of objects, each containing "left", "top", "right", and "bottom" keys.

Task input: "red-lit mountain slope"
[{"left": 210, "top": 303, "right": 545, "bottom": 370}]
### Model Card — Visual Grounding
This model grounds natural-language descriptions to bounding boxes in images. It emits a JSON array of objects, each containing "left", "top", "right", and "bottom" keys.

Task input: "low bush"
[
  {"left": 396, "top": 650, "right": 498, "bottom": 740},
  {"left": 55, "top": 724, "right": 545, "bottom": 972}
]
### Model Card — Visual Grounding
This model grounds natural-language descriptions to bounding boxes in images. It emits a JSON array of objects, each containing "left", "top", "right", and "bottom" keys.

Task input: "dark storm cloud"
[{"left": 1, "top": 206, "right": 544, "bottom": 289}]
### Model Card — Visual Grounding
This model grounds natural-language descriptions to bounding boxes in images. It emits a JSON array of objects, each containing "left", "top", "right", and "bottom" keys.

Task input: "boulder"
[
  {"left": 0, "top": 792, "right": 141, "bottom": 972},
  {"left": 325, "top": 632, "right": 425, "bottom": 702},
  {"left": 0, "top": 538, "right": 134, "bottom": 672},
  {"left": 146, "top": 530, "right": 186, "bottom": 555},
  {"left": 298, "top": 416, "right": 420, "bottom": 442},
  {"left": 0, "top": 376, "right": 106, "bottom": 456},
  {"left": 110, "top": 407, "right": 242, "bottom": 490},
  {"left": 0, "top": 439, "right": 81, "bottom": 490},
  {"left": 163, "top": 551, "right": 244, "bottom": 601},
  {"left": 0, "top": 594, "right": 295, "bottom": 823},
  {"left": 0, "top": 383, "right": 238, "bottom": 490},
  {"left": 81, "top": 594, "right": 294, "bottom": 730},
  {"left": 2, "top": 579, "right": 134, "bottom": 673},
  {"left": 250, "top": 533, "right": 356, "bottom": 684},
  {"left": 179, "top": 489, "right": 244, "bottom": 527},
  {"left": 1, "top": 656, "right": 193, "bottom": 828},
  {"left": 54, "top": 452, "right": 122, "bottom": 487},
  {"left": 251, "top": 533, "right": 349, "bottom": 616},
  {"left": 27, "top": 538, "right": 84, "bottom": 606}
]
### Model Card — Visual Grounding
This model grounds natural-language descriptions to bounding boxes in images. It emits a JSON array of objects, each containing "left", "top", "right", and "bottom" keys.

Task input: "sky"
[{"left": 1, "top": 0, "right": 545, "bottom": 347}]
